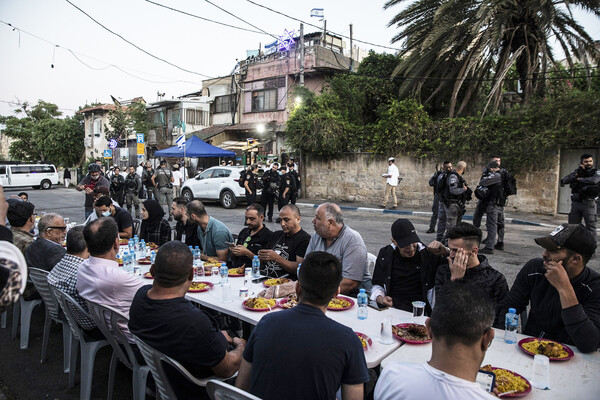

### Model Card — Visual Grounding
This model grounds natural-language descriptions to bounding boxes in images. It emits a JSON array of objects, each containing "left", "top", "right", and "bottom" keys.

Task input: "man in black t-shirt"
[
  {"left": 129, "top": 242, "right": 246, "bottom": 400},
  {"left": 171, "top": 197, "right": 200, "bottom": 247},
  {"left": 236, "top": 252, "right": 369, "bottom": 400},
  {"left": 93, "top": 195, "right": 133, "bottom": 238},
  {"left": 258, "top": 204, "right": 310, "bottom": 279},
  {"left": 230, "top": 204, "right": 272, "bottom": 268}
]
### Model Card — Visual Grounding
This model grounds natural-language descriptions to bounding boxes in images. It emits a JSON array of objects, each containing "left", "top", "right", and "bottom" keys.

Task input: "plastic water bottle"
[
  {"left": 357, "top": 289, "right": 368, "bottom": 320},
  {"left": 139, "top": 239, "right": 146, "bottom": 259},
  {"left": 252, "top": 256, "right": 260, "bottom": 279},
  {"left": 128, "top": 239, "right": 134, "bottom": 254},
  {"left": 194, "top": 246, "right": 201, "bottom": 267},
  {"left": 150, "top": 250, "right": 156, "bottom": 264},
  {"left": 219, "top": 262, "right": 228, "bottom": 284},
  {"left": 244, "top": 267, "right": 252, "bottom": 288},
  {"left": 133, "top": 235, "right": 140, "bottom": 259},
  {"left": 504, "top": 308, "right": 519, "bottom": 344},
  {"left": 123, "top": 251, "right": 133, "bottom": 273}
]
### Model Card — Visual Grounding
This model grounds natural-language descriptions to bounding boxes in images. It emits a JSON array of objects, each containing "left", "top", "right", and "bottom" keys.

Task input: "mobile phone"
[
  {"left": 226, "top": 242, "right": 236, "bottom": 247},
  {"left": 368, "top": 299, "right": 389, "bottom": 311},
  {"left": 476, "top": 370, "right": 496, "bottom": 393}
]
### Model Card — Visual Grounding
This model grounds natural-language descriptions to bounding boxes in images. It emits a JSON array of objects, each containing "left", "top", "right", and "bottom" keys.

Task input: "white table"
[
  {"left": 136, "top": 267, "right": 408, "bottom": 368},
  {"left": 380, "top": 329, "right": 600, "bottom": 399}
]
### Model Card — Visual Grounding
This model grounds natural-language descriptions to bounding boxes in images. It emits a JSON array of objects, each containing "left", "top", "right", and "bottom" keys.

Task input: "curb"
[{"left": 296, "top": 202, "right": 559, "bottom": 229}]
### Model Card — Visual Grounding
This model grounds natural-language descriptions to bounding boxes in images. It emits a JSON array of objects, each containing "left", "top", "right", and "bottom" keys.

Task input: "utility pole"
[
  {"left": 323, "top": 20, "right": 327, "bottom": 49},
  {"left": 299, "top": 23, "right": 305, "bottom": 86},
  {"left": 349, "top": 23, "right": 354, "bottom": 72}
]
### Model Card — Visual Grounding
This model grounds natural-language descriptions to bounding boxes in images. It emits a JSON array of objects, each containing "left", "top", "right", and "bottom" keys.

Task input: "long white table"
[
  {"left": 136, "top": 266, "right": 408, "bottom": 368},
  {"left": 380, "top": 329, "right": 600, "bottom": 399}
]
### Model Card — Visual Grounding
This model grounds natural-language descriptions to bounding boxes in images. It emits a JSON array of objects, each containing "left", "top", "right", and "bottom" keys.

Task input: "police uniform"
[
  {"left": 261, "top": 167, "right": 281, "bottom": 221},
  {"left": 287, "top": 167, "right": 300, "bottom": 204},
  {"left": 109, "top": 173, "right": 125, "bottom": 207},
  {"left": 278, "top": 169, "right": 291, "bottom": 210},
  {"left": 245, "top": 170, "right": 258, "bottom": 205},
  {"left": 442, "top": 171, "right": 469, "bottom": 238},
  {"left": 477, "top": 170, "right": 503, "bottom": 252},
  {"left": 435, "top": 172, "right": 448, "bottom": 242},
  {"left": 561, "top": 166, "right": 600, "bottom": 242},
  {"left": 428, "top": 170, "right": 443, "bottom": 233},
  {"left": 473, "top": 167, "right": 509, "bottom": 249}
]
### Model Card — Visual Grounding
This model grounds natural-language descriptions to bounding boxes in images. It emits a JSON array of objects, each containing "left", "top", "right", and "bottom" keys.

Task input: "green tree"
[
  {"left": 0, "top": 100, "right": 84, "bottom": 166},
  {"left": 105, "top": 99, "right": 151, "bottom": 141},
  {"left": 385, "top": 0, "right": 600, "bottom": 116}
]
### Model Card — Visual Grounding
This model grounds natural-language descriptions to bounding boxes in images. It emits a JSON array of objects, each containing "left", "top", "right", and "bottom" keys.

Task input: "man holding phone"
[{"left": 230, "top": 204, "right": 272, "bottom": 268}]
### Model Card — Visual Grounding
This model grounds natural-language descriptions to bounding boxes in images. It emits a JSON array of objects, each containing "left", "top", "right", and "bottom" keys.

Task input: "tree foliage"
[
  {"left": 0, "top": 100, "right": 84, "bottom": 166},
  {"left": 105, "top": 99, "right": 151, "bottom": 142}
]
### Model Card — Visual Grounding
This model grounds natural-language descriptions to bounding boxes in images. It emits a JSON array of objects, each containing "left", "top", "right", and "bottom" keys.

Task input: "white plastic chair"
[
  {"left": 14, "top": 283, "right": 43, "bottom": 349},
  {"left": 206, "top": 380, "right": 262, "bottom": 400},
  {"left": 132, "top": 218, "right": 141, "bottom": 237},
  {"left": 51, "top": 286, "right": 109, "bottom": 397}
]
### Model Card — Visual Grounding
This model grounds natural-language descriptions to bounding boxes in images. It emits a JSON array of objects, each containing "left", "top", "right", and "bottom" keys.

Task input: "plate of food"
[
  {"left": 263, "top": 278, "right": 291, "bottom": 287},
  {"left": 119, "top": 238, "right": 129, "bottom": 246},
  {"left": 143, "top": 271, "right": 154, "bottom": 279},
  {"left": 243, "top": 297, "right": 277, "bottom": 311},
  {"left": 355, "top": 332, "right": 372, "bottom": 351},
  {"left": 481, "top": 365, "right": 531, "bottom": 397},
  {"left": 392, "top": 323, "right": 431, "bottom": 344},
  {"left": 138, "top": 258, "right": 152, "bottom": 265},
  {"left": 327, "top": 296, "right": 355, "bottom": 311},
  {"left": 228, "top": 267, "right": 245, "bottom": 277},
  {"left": 147, "top": 242, "right": 159, "bottom": 250},
  {"left": 517, "top": 338, "right": 574, "bottom": 361},
  {"left": 278, "top": 294, "right": 298, "bottom": 309},
  {"left": 188, "top": 281, "right": 214, "bottom": 292}
]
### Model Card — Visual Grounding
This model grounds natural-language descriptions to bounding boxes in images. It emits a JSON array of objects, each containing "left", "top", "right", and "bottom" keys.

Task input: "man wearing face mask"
[
  {"left": 496, "top": 224, "right": 599, "bottom": 353},
  {"left": 76, "top": 163, "right": 110, "bottom": 218},
  {"left": 371, "top": 219, "right": 449, "bottom": 314},
  {"left": 93, "top": 195, "right": 133, "bottom": 238}
]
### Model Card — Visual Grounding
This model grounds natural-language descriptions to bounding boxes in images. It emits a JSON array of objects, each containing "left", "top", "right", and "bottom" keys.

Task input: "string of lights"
[{"left": 65, "top": 0, "right": 213, "bottom": 78}]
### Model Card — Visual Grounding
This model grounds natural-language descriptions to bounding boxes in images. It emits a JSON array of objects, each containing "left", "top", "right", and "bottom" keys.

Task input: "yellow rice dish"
[
  {"left": 189, "top": 282, "right": 210, "bottom": 291},
  {"left": 245, "top": 297, "right": 277, "bottom": 309},
  {"left": 482, "top": 365, "right": 529, "bottom": 394},
  {"left": 328, "top": 297, "right": 351, "bottom": 309},
  {"left": 522, "top": 340, "right": 569, "bottom": 358}
]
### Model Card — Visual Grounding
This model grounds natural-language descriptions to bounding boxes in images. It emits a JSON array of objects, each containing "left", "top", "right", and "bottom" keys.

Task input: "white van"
[{"left": 0, "top": 164, "right": 60, "bottom": 189}]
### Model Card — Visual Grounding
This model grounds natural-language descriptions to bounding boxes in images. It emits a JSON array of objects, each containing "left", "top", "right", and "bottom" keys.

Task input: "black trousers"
[
  {"left": 261, "top": 191, "right": 276, "bottom": 218},
  {"left": 289, "top": 190, "right": 298, "bottom": 204},
  {"left": 245, "top": 190, "right": 256, "bottom": 205},
  {"left": 278, "top": 193, "right": 290, "bottom": 210}
]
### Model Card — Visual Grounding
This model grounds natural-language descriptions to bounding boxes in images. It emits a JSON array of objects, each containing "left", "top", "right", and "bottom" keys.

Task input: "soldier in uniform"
[
  {"left": 427, "top": 161, "right": 451, "bottom": 234},
  {"left": 278, "top": 166, "right": 291, "bottom": 210},
  {"left": 287, "top": 162, "right": 301, "bottom": 204},
  {"left": 109, "top": 166, "right": 125, "bottom": 207},
  {"left": 244, "top": 164, "right": 259, "bottom": 205},
  {"left": 477, "top": 161, "right": 503, "bottom": 255},
  {"left": 261, "top": 163, "right": 281, "bottom": 222},
  {"left": 152, "top": 160, "right": 175, "bottom": 219},
  {"left": 441, "top": 161, "right": 471, "bottom": 241},
  {"left": 124, "top": 165, "right": 142, "bottom": 219},
  {"left": 561, "top": 153, "right": 600, "bottom": 243},
  {"left": 434, "top": 162, "right": 453, "bottom": 241}
]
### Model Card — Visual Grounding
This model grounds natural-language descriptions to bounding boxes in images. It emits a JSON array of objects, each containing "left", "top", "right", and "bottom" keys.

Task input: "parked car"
[
  {"left": 180, "top": 166, "right": 261, "bottom": 209},
  {"left": 0, "top": 163, "right": 59, "bottom": 190}
]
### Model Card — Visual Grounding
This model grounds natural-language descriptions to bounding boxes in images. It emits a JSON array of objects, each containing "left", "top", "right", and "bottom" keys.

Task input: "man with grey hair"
[{"left": 305, "top": 203, "right": 370, "bottom": 296}]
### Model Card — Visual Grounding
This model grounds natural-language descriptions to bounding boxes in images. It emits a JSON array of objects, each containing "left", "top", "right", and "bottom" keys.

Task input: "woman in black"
[{"left": 140, "top": 199, "right": 171, "bottom": 246}]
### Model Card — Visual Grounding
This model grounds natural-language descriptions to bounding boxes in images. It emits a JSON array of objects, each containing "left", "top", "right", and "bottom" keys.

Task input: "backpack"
[
  {"left": 502, "top": 171, "right": 517, "bottom": 196},
  {"left": 475, "top": 185, "right": 491, "bottom": 200}
]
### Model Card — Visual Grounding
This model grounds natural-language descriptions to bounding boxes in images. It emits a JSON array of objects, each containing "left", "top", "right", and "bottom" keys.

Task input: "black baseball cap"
[
  {"left": 534, "top": 224, "right": 597, "bottom": 258},
  {"left": 391, "top": 219, "right": 420, "bottom": 248}
]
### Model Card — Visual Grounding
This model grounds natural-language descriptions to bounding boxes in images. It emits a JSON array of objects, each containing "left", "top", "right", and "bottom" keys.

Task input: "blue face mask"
[
  {"left": 101, "top": 210, "right": 111, "bottom": 217},
  {"left": 278, "top": 171, "right": 283, "bottom": 175}
]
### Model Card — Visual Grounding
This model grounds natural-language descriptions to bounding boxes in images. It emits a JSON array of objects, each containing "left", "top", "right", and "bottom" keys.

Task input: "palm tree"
[{"left": 385, "top": 0, "right": 600, "bottom": 117}]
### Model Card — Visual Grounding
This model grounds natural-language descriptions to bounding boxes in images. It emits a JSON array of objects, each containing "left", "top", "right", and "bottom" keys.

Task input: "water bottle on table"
[
  {"left": 252, "top": 256, "right": 261, "bottom": 279},
  {"left": 219, "top": 262, "right": 228, "bottom": 284},
  {"left": 150, "top": 250, "right": 156, "bottom": 264},
  {"left": 194, "top": 246, "right": 201, "bottom": 267},
  {"left": 504, "top": 307, "right": 519, "bottom": 344},
  {"left": 123, "top": 251, "right": 133, "bottom": 273},
  {"left": 128, "top": 239, "right": 134, "bottom": 254},
  {"left": 357, "top": 289, "right": 368, "bottom": 320},
  {"left": 139, "top": 239, "right": 146, "bottom": 259}
]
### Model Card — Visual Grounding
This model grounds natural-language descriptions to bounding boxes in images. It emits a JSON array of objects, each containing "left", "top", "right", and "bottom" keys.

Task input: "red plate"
[
  {"left": 392, "top": 323, "right": 432, "bottom": 344},
  {"left": 143, "top": 272, "right": 154, "bottom": 279},
  {"left": 263, "top": 278, "right": 291, "bottom": 287},
  {"left": 355, "top": 332, "right": 373, "bottom": 351},
  {"left": 517, "top": 337, "right": 574, "bottom": 361},
  {"left": 188, "top": 281, "right": 214, "bottom": 293},
  {"left": 278, "top": 297, "right": 297, "bottom": 309},
  {"left": 138, "top": 260, "right": 152, "bottom": 265},
  {"left": 490, "top": 367, "right": 532, "bottom": 398},
  {"left": 242, "top": 298, "right": 278, "bottom": 312},
  {"left": 327, "top": 296, "right": 355, "bottom": 311},
  {"left": 228, "top": 269, "right": 245, "bottom": 277}
]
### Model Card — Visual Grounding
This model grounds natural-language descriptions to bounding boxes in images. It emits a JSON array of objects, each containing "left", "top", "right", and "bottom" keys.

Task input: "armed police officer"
[
  {"left": 261, "top": 162, "right": 281, "bottom": 222},
  {"left": 440, "top": 161, "right": 471, "bottom": 241},
  {"left": 561, "top": 153, "right": 600, "bottom": 243},
  {"left": 109, "top": 166, "right": 125, "bottom": 207},
  {"left": 124, "top": 165, "right": 142, "bottom": 219},
  {"left": 428, "top": 161, "right": 452, "bottom": 234},
  {"left": 475, "top": 161, "right": 504, "bottom": 255}
]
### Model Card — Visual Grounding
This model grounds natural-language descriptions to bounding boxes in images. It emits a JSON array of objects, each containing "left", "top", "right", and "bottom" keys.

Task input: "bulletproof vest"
[
  {"left": 443, "top": 171, "right": 466, "bottom": 201},
  {"left": 571, "top": 167, "right": 599, "bottom": 197}
]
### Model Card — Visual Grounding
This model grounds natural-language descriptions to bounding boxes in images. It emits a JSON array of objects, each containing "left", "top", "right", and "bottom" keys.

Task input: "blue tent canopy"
[{"left": 154, "top": 135, "right": 235, "bottom": 158}]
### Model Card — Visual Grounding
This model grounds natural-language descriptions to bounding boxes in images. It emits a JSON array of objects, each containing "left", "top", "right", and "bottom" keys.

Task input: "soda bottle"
[
  {"left": 357, "top": 289, "right": 368, "bottom": 320},
  {"left": 504, "top": 308, "right": 519, "bottom": 344}
]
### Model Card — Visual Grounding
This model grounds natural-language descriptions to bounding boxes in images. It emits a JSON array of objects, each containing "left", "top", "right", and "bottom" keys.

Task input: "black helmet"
[{"left": 88, "top": 163, "right": 101, "bottom": 173}]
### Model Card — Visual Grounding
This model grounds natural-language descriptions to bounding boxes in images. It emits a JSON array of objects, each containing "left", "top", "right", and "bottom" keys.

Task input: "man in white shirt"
[
  {"left": 374, "top": 281, "right": 496, "bottom": 400},
  {"left": 382, "top": 157, "right": 400, "bottom": 210}
]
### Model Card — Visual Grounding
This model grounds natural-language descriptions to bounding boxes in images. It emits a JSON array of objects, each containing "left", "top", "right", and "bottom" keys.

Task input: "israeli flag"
[
  {"left": 176, "top": 134, "right": 186, "bottom": 150},
  {"left": 310, "top": 8, "right": 324, "bottom": 19}
]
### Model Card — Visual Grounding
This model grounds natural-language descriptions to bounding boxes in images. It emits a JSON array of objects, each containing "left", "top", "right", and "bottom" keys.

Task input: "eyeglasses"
[{"left": 46, "top": 226, "right": 67, "bottom": 231}]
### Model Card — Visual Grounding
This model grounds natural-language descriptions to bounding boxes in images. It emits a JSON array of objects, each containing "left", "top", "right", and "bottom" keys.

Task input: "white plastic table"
[{"left": 380, "top": 329, "right": 600, "bottom": 399}]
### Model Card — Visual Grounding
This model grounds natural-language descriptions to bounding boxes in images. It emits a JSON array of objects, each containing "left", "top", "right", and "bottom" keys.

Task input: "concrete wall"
[{"left": 304, "top": 153, "right": 560, "bottom": 215}]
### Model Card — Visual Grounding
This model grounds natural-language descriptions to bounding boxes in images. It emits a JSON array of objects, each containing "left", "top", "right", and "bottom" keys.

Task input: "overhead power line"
[
  {"left": 203, "top": 0, "right": 278, "bottom": 40},
  {"left": 65, "top": 0, "right": 213, "bottom": 78},
  {"left": 245, "top": 0, "right": 401, "bottom": 51},
  {"left": 144, "top": 0, "right": 266, "bottom": 35}
]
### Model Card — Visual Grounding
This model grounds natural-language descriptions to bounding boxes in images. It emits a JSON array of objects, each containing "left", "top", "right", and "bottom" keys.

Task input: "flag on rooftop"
[
  {"left": 176, "top": 134, "right": 186, "bottom": 150},
  {"left": 310, "top": 8, "right": 324, "bottom": 20}
]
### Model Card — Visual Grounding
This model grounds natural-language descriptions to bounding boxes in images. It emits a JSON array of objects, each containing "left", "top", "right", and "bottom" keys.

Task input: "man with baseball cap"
[
  {"left": 497, "top": 224, "right": 600, "bottom": 353},
  {"left": 371, "top": 219, "right": 449, "bottom": 314}
]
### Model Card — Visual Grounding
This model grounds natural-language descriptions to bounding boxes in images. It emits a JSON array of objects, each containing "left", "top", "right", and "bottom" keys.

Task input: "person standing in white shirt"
[
  {"left": 172, "top": 164, "right": 182, "bottom": 197},
  {"left": 374, "top": 281, "right": 496, "bottom": 400},
  {"left": 382, "top": 157, "right": 400, "bottom": 209}
]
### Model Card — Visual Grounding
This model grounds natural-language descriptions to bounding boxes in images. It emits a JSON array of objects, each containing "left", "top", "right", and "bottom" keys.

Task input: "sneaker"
[
  {"left": 426, "top": 228, "right": 435, "bottom": 234},
  {"left": 390, "top": 206, "right": 397, "bottom": 209},
  {"left": 479, "top": 247, "right": 494, "bottom": 255},
  {"left": 268, "top": 217, "right": 273, "bottom": 222},
  {"left": 494, "top": 242, "right": 504, "bottom": 251},
  {"left": 481, "top": 237, "right": 488, "bottom": 246}
]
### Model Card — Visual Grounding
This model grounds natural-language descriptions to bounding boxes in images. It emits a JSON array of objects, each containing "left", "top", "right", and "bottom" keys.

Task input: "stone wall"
[{"left": 304, "top": 153, "right": 559, "bottom": 215}]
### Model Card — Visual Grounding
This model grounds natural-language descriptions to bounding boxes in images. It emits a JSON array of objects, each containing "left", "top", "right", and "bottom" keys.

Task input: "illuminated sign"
[{"left": 108, "top": 139, "right": 118, "bottom": 149}]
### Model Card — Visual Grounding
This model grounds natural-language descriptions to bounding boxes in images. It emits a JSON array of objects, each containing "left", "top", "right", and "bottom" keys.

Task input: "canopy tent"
[{"left": 154, "top": 135, "right": 235, "bottom": 158}]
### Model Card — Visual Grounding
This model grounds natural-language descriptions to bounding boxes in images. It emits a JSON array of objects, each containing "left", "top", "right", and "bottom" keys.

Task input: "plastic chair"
[
  {"left": 86, "top": 301, "right": 150, "bottom": 400},
  {"left": 367, "top": 252, "right": 377, "bottom": 277},
  {"left": 29, "top": 268, "right": 72, "bottom": 371},
  {"left": 132, "top": 218, "right": 141, "bottom": 237},
  {"left": 51, "top": 286, "right": 109, "bottom": 398},
  {"left": 133, "top": 334, "right": 235, "bottom": 400},
  {"left": 15, "top": 285, "right": 43, "bottom": 349},
  {"left": 206, "top": 380, "right": 261, "bottom": 400}
]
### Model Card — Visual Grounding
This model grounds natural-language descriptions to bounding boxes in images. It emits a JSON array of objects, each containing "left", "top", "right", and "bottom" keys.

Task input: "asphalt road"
[{"left": 1, "top": 186, "right": 598, "bottom": 399}]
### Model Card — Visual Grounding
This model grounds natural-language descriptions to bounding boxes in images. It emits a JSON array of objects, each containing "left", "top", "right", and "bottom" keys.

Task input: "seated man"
[
  {"left": 77, "top": 217, "right": 145, "bottom": 340},
  {"left": 84, "top": 186, "right": 119, "bottom": 224},
  {"left": 24, "top": 213, "right": 67, "bottom": 299},
  {"left": 305, "top": 203, "right": 370, "bottom": 296},
  {"left": 129, "top": 241, "right": 245, "bottom": 400},
  {"left": 7, "top": 200, "right": 35, "bottom": 255},
  {"left": 375, "top": 281, "right": 496, "bottom": 399},
  {"left": 497, "top": 224, "right": 599, "bottom": 353},
  {"left": 258, "top": 204, "right": 311, "bottom": 279},
  {"left": 230, "top": 204, "right": 272, "bottom": 268},
  {"left": 371, "top": 219, "right": 448, "bottom": 314},
  {"left": 47, "top": 226, "right": 101, "bottom": 337},
  {"left": 435, "top": 222, "right": 508, "bottom": 309},
  {"left": 93, "top": 195, "right": 133, "bottom": 238},
  {"left": 236, "top": 251, "right": 369, "bottom": 400},
  {"left": 187, "top": 200, "right": 233, "bottom": 262},
  {"left": 171, "top": 197, "right": 200, "bottom": 247}
]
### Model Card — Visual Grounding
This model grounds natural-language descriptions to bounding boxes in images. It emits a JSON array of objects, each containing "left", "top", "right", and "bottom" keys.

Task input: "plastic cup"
[
  {"left": 378, "top": 316, "right": 395, "bottom": 345},
  {"left": 412, "top": 301, "right": 426, "bottom": 324},
  {"left": 221, "top": 282, "right": 232, "bottom": 303},
  {"left": 531, "top": 354, "right": 550, "bottom": 390},
  {"left": 212, "top": 267, "right": 220, "bottom": 283}
]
